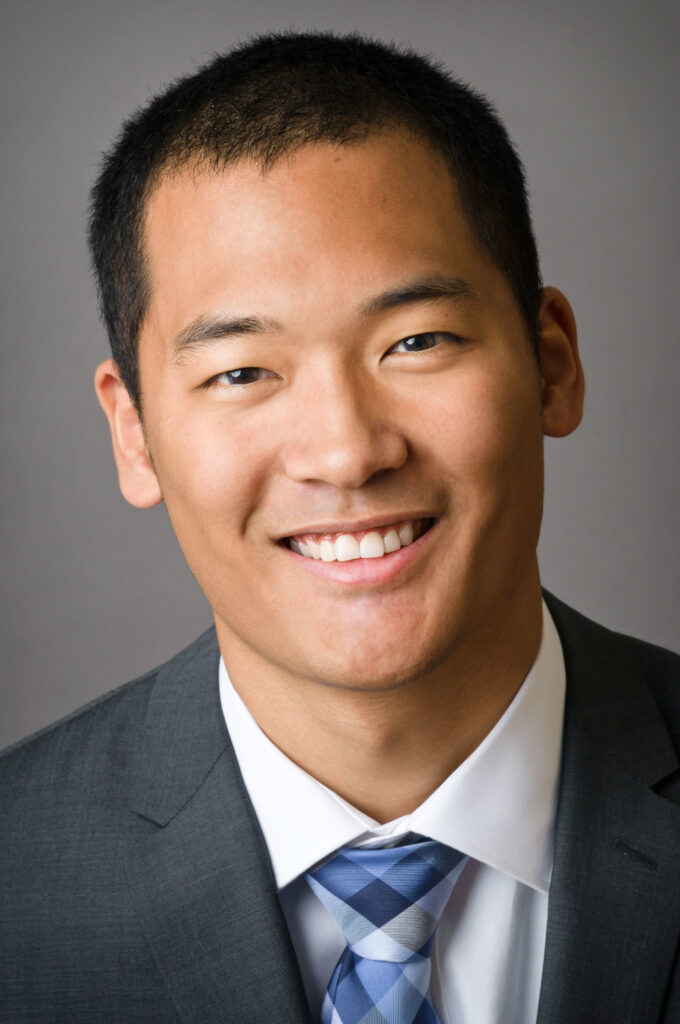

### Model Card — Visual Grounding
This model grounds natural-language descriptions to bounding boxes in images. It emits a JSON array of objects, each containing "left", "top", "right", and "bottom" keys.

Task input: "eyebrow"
[
  {"left": 358, "top": 274, "right": 478, "bottom": 317},
  {"left": 173, "top": 314, "right": 283, "bottom": 357},
  {"left": 172, "top": 273, "right": 477, "bottom": 357}
]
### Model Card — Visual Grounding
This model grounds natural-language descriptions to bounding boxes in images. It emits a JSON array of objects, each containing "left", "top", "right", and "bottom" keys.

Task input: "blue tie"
[{"left": 305, "top": 835, "right": 467, "bottom": 1024}]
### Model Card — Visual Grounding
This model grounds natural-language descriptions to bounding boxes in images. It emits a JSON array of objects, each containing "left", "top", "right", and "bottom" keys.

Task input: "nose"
[{"left": 282, "top": 372, "right": 408, "bottom": 490}]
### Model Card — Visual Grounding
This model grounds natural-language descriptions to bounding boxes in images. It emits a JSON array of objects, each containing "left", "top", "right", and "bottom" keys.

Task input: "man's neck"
[{"left": 216, "top": 577, "right": 543, "bottom": 823}]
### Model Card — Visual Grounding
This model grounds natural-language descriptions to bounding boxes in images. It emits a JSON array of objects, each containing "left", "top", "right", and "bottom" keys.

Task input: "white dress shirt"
[{"left": 219, "top": 600, "right": 566, "bottom": 1024}]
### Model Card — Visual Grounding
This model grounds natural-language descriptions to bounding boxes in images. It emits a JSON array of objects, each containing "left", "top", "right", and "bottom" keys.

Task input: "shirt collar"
[{"left": 219, "top": 599, "right": 565, "bottom": 893}]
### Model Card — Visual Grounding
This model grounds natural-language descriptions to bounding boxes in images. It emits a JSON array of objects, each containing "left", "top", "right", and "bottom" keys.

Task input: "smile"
[{"left": 287, "top": 518, "right": 433, "bottom": 562}]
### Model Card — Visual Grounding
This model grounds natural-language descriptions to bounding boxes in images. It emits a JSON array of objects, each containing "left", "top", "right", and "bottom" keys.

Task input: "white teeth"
[
  {"left": 359, "top": 532, "right": 385, "bottom": 558},
  {"left": 336, "top": 534, "right": 361, "bottom": 561},
  {"left": 398, "top": 522, "right": 414, "bottom": 546},
  {"left": 289, "top": 518, "right": 427, "bottom": 562},
  {"left": 320, "top": 540, "right": 336, "bottom": 562},
  {"left": 306, "top": 537, "right": 321, "bottom": 559},
  {"left": 383, "top": 529, "right": 401, "bottom": 553}
]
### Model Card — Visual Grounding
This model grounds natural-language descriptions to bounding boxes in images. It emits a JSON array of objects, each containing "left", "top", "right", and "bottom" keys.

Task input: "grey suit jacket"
[{"left": 2, "top": 592, "right": 680, "bottom": 1023}]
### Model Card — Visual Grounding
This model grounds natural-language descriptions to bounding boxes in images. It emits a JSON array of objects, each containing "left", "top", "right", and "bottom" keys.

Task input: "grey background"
[{"left": 1, "top": 0, "right": 678, "bottom": 749}]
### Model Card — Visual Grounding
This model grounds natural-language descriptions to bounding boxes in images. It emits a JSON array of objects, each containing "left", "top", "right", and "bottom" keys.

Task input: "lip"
[{"left": 282, "top": 518, "right": 438, "bottom": 586}]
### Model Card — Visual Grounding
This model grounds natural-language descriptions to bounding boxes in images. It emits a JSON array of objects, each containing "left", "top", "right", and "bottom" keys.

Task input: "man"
[{"left": 1, "top": 30, "right": 679, "bottom": 1024}]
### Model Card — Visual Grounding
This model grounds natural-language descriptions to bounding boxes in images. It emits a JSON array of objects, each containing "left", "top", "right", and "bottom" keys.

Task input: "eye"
[
  {"left": 389, "top": 331, "right": 461, "bottom": 354},
  {"left": 209, "top": 366, "right": 276, "bottom": 387}
]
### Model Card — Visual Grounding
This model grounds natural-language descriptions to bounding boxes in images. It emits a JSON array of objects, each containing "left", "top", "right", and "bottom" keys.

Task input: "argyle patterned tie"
[{"left": 305, "top": 835, "right": 467, "bottom": 1024}]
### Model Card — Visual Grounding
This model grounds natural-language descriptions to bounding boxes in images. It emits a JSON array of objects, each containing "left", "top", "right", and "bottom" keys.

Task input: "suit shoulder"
[
  {"left": 618, "top": 631, "right": 680, "bottom": 719},
  {"left": 544, "top": 590, "right": 679, "bottom": 673},
  {"left": 0, "top": 626, "right": 217, "bottom": 803},
  {"left": 603, "top": 628, "right": 680, "bottom": 797},
  {"left": 544, "top": 588, "right": 680, "bottom": 739},
  {"left": 0, "top": 671, "right": 154, "bottom": 829}
]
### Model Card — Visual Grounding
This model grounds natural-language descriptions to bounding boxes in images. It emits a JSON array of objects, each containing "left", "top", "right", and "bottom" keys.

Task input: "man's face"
[{"left": 136, "top": 132, "right": 546, "bottom": 691}]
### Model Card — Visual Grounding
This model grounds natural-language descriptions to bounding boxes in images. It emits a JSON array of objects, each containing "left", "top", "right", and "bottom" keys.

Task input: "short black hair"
[{"left": 88, "top": 31, "right": 542, "bottom": 411}]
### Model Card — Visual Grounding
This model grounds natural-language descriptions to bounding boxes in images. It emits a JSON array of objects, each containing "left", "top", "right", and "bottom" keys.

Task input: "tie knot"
[{"left": 306, "top": 836, "right": 466, "bottom": 964}]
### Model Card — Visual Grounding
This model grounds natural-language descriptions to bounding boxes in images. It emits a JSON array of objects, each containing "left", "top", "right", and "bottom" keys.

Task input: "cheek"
[
  {"left": 424, "top": 365, "right": 543, "bottom": 513},
  {"left": 436, "top": 362, "right": 540, "bottom": 458},
  {"left": 148, "top": 407, "right": 273, "bottom": 544}
]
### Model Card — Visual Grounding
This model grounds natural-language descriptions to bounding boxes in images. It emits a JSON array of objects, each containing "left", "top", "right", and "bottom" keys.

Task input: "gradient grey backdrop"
[{"left": 1, "top": 0, "right": 678, "bottom": 748}]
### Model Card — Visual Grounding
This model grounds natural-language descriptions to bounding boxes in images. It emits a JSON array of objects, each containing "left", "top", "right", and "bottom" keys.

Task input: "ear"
[
  {"left": 94, "top": 359, "right": 163, "bottom": 508},
  {"left": 538, "top": 286, "right": 585, "bottom": 438}
]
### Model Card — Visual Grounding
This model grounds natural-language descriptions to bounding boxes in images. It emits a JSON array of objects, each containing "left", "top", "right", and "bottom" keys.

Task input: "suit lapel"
[
  {"left": 125, "top": 629, "right": 312, "bottom": 1024},
  {"left": 538, "top": 595, "right": 680, "bottom": 1023}
]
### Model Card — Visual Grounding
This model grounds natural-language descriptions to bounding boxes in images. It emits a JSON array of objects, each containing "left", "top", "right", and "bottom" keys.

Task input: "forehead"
[{"left": 140, "top": 133, "right": 500, "bottom": 342}]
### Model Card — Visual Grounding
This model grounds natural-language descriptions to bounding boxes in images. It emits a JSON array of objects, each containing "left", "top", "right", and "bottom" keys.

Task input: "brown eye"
[
  {"left": 215, "top": 367, "right": 273, "bottom": 386},
  {"left": 390, "top": 332, "right": 461, "bottom": 354}
]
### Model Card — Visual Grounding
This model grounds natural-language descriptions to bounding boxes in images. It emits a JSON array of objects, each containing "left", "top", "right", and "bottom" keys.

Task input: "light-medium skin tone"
[{"left": 96, "top": 131, "right": 584, "bottom": 822}]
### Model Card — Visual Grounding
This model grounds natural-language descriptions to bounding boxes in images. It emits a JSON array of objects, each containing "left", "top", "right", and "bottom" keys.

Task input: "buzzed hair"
[{"left": 88, "top": 31, "right": 542, "bottom": 411}]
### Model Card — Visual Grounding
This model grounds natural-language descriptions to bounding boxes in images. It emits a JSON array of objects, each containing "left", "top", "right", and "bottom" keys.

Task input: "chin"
[{"left": 300, "top": 628, "right": 459, "bottom": 694}]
